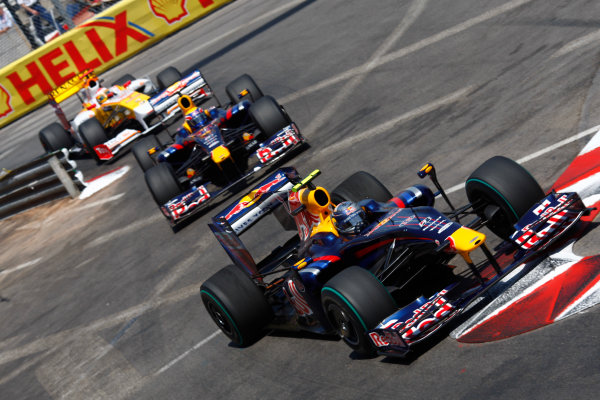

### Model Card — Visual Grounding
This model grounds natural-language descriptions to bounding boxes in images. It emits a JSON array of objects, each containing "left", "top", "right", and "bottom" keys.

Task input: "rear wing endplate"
[
  {"left": 48, "top": 70, "right": 95, "bottom": 103},
  {"left": 208, "top": 218, "right": 261, "bottom": 277},
  {"left": 149, "top": 70, "right": 212, "bottom": 115}
]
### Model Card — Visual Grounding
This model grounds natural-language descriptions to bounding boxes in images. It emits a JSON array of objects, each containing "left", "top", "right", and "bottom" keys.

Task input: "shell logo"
[
  {"left": 0, "top": 84, "right": 12, "bottom": 119},
  {"left": 148, "top": 0, "right": 189, "bottom": 25}
]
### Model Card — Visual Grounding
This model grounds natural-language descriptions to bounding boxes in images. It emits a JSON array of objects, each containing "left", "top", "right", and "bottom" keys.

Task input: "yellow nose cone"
[
  {"left": 211, "top": 145, "right": 231, "bottom": 164},
  {"left": 449, "top": 227, "right": 485, "bottom": 253}
]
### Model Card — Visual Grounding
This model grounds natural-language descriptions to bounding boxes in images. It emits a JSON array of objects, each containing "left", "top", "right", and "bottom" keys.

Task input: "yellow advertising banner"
[{"left": 0, "top": 0, "right": 232, "bottom": 128}]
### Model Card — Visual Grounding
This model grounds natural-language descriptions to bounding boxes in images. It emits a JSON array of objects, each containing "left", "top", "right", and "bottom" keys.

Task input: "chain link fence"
[{"left": 0, "top": 0, "right": 119, "bottom": 68}]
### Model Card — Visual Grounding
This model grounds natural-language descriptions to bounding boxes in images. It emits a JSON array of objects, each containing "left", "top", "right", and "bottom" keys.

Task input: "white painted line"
[
  {"left": 303, "top": 0, "right": 427, "bottom": 136},
  {"left": 281, "top": 0, "right": 534, "bottom": 104},
  {"left": 152, "top": 243, "right": 209, "bottom": 297},
  {"left": 552, "top": 29, "right": 600, "bottom": 59},
  {"left": 0, "top": 145, "right": 17, "bottom": 162},
  {"left": 560, "top": 171, "right": 600, "bottom": 198},
  {"left": 459, "top": 256, "right": 580, "bottom": 338},
  {"left": 445, "top": 125, "right": 600, "bottom": 195},
  {"left": 154, "top": 330, "right": 221, "bottom": 376},
  {"left": 76, "top": 193, "right": 126, "bottom": 211},
  {"left": 84, "top": 213, "right": 162, "bottom": 249},
  {"left": 313, "top": 85, "right": 474, "bottom": 158},
  {"left": 583, "top": 194, "right": 600, "bottom": 208},
  {"left": 0, "top": 258, "right": 42, "bottom": 276},
  {"left": 516, "top": 125, "right": 600, "bottom": 164},
  {"left": 577, "top": 126, "right": 600, "bottom": 156},
  {"left": 79, "top": 166, "right": 130, "bottom": 200},
  {"left": 554, "top": 278, "right": 600, "bottom": 321}
]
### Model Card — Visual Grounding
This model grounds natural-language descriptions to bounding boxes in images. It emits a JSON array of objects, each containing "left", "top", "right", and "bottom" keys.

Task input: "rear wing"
[
  {"left": 47, "top": 70, "right": 96, "bottom": 103},
  {"left": 149, "top": 70, "right": 214, "bottom": 117},
  {"left": 209, "top": 167, "right": 300, "bottom": 277},
  {"left": 212, "top": 167, "right": 300, "bottom": 235}
]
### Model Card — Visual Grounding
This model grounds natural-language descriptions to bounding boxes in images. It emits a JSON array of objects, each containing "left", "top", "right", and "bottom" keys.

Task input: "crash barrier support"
[{"left": 0, "top": 149, "right": 85, "bottom": 220}]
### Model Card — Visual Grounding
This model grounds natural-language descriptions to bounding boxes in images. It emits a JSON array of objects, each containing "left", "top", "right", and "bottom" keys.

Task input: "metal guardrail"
[{"left": 0, "top": 149, "right": 85, "bottom": 220}]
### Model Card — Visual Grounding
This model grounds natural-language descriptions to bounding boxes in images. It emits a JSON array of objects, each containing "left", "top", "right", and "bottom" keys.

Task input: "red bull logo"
[{"left": 224, "top": 173, "right": 286, "bottom": 220}]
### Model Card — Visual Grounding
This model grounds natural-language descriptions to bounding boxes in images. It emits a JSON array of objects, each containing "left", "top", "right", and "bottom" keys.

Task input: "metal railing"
[{"left": 0, "top": 149, "right": 85, "bottom": 220}]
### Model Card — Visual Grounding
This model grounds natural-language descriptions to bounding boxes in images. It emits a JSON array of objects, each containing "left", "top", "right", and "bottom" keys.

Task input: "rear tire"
[
  {"left": 322, "top": 266, "right": 396, "bottom": 356},
  {"left": 132, "top": 136, "right": 159, "bottom": 172},
  {"left": 145, "top": 163, "right": 183, "bottom": 206},
  {"left": 249, "top": 95, "right": 290, "bottom": 139},
  {"left": 331, "top": 171, "right": 393, "bottom": 204},
  {"left": 226, "top": 74, "right": 263, "bottom": 104},
  {"left": 466, "top": 156, "right": 545, "bottom": 239},
  {"left": 78, "top": 118, "right": 108, "bottom": 162},
  {"left": 201, "top": 264, "right": 273, "bottom": 346},
  {"left": 39, "top": 123, "right": 74, "bottom": 152},
  {"left": 156, "top": 66, "right": 182, "bottom": 90}
]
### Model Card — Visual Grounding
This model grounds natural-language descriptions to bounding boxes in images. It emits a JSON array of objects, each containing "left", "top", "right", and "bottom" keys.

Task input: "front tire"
[
  {"left": 200, "top": 264, "right": 273, "bottom": 346},
  {"left": 226, "top": 74, "right": 263, "bottom": 104},
  {"left": 249, "top": 95, "right": 290, "bottom": 139},
  {"left": 156, "top": 66, "right": 182, "bottom": 90},
  {"left": 39, "top": 123, "right": 74, "bottom": 152},
  {"left": 78, "top": 118, "right": 108, "bottom": 162},
  {"left": 321, "top": 266, "right": 396, "bottom": 356},
  {"left": 466, "top": 156, "right": 544, "bottom": 239},
  {"left": 145, "top": 163, "right": 183, "bottom": 206},
  {"left": 132, "top": 136, "right": 159, "bottom": 172},
  {"left": 331, "top": 171, "right": 393, "bottom": 204}
]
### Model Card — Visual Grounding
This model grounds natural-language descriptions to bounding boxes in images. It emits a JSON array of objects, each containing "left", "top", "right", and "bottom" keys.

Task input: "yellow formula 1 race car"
[{"left": 38, "top": 67, "right": 214, "bottom": 162}]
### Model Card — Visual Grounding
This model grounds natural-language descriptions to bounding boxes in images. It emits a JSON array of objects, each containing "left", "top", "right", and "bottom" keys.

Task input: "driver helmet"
[
  {"left": 95, "top": 87, "right": 110, "bottom": 104},
  {"left": 185, "top": 108, "right": 210, "bottom": 131},
  {"left": 332, "top": 201, "right": 367, "bottom": 235}
]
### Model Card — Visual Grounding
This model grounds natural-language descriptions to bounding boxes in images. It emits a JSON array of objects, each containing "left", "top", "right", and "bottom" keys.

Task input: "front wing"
[
  {"left": 367, "top": 192, "right": 590, "bottom": 357},
  {"left": 92, "top": 122, "right": 164, "bottom": 161},
  {"left": 159, "top": 124, "right": 305, "bottom": 224}
]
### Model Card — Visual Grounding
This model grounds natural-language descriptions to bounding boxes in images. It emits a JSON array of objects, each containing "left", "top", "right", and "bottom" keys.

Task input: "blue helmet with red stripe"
[
  {"left": 332, "top": 201, "right": 367, "bottom": 235},
  {"left": 186, "top": 108, "right": 210, "bottom": 131}
]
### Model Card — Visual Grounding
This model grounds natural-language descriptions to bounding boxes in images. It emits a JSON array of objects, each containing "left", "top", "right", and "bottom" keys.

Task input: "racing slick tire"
[
  {"left": 200, "top": 264, "right": 273, "bottom": 346},
  {"left": 466, "top": 156, "right": 545, "bottom": 240},
  {"left": 156, "top": 66, "right": 182, "bottom": 90},
  {"left": 39, "top": 123, "right": 74, "bottom": 152},
  {"left": 111, "top": 74, "right": 135, "bottom": 86},
  {"left": 145, "top": 163, "right": 183, "bottom": 206},
  {"left": 78, "top": 118, "right": 108, "bottom": 163},
  {"left": 226, "top": 74, "right": 263, "bottom": 104},
  {"left": 331, "top": 171, "right": 393, "bottom": 204},
  {"left": 249, "top": 95, "right": 290, "bottom": 139},
  {"left": 322, "top": 266, "right": 396, "bottom": 356},
  {"left": 132, "top": 136, "right": 159, "bottom": 172}
]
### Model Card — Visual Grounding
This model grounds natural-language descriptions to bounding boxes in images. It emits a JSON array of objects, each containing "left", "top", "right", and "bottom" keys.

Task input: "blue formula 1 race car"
[
  {"left": 133, "top": 73, "right": 306, "bottom": 226},
  {"left": 200, "top": 158, "right": 589, "bottom": 357}
]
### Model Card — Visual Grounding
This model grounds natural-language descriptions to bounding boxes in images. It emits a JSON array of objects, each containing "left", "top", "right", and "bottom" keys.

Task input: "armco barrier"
[
  {"left": 0, "top": 150, "right": 85, "bottom": 220},
  {"left": 0, "top": 0, "right": 233, "bottom": 128}
]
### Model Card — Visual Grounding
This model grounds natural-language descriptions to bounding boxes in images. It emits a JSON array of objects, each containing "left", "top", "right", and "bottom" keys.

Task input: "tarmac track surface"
[{"left": 1, "top": 0, "right": 600, "bottom": 398}]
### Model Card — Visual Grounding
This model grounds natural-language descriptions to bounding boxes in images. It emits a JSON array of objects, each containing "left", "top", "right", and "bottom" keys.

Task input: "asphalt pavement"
[{"left": 1, "top": 0, "right": 600, "bottom": 398}]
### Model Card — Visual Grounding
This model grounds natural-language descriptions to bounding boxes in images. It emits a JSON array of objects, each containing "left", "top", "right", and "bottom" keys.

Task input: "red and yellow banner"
[{"left": 0, "top": 0, "right": 232, "bottom": 128}]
